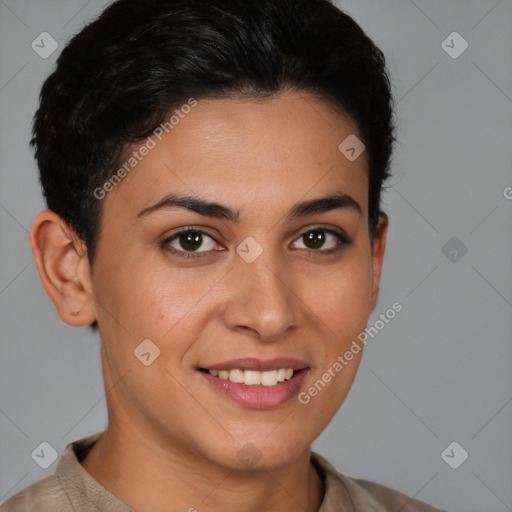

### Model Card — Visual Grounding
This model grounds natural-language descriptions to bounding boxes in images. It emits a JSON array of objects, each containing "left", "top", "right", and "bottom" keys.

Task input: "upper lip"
[{"left": 200, "top": 358, "right": 309, "bottom": 372}]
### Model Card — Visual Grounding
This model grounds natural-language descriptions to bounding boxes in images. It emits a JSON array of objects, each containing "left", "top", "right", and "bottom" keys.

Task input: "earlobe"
[
  {"left": 30, "top": 209, "right": 97, "bottom": 327},
  {"left": 370, "top": 212, "right": 388, "bottom": 312}
]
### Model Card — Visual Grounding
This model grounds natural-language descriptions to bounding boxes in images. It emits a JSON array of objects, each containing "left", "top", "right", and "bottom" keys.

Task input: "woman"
[{"left": 2, "top": 0, "right": 446, "bottom": 510}]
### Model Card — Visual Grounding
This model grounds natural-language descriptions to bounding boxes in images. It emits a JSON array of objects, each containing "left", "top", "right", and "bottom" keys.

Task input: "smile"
[
  {"left": 205, "top": 368, "right": 295, "bottom": 386},
  {"left": 198, "top": 358, "right": 309, "bottom": 409}
]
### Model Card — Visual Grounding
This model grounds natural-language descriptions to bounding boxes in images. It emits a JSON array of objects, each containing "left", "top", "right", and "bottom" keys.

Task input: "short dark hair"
[{"left": 32, "top": 0, "right": 395, "bottom": 265}]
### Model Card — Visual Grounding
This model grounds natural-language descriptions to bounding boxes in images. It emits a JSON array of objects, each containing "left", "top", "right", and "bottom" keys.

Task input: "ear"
[
  {"left": 29, "top": 209, "right": 97, "bottom": 327},
  {"left": 369, "top": 212, "right": 388, "bottom": 313}
]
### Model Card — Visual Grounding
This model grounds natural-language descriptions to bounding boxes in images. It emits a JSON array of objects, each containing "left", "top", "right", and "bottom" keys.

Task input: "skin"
[{"left": 30, "top": 91, "right": 388, "bottom": 512}]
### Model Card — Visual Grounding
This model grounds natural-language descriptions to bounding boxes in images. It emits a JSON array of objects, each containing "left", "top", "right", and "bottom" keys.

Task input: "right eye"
[{"left": 160, "top": 228, "right": 226, "bottom": 259}]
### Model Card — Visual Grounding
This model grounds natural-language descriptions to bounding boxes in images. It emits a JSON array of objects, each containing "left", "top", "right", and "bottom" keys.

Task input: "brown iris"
[
  {"left": 303, "top": 230, "right": 326, "bottom": 249},
  {"left": 179, "top": 232, "right": 203, "bottom": 251}
]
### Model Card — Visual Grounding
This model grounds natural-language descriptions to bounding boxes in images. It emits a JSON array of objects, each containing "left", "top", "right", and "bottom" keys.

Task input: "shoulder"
[
  {"left": 351, "top": 478, "right": 447, "bottom": 512},
  {"left": 1, "top": 432, "right": 105, "bottom": 512},
  {"left": 0, "top": 474, "right": 68, "bottom": 512},
  {"left": 311, "top": 452, "right": 448, "bottom": 512}
]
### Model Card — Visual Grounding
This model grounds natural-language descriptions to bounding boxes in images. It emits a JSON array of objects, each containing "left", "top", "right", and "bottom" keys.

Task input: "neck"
[{"left": 80, "top": 423, "right": 325, "bottom": 512}]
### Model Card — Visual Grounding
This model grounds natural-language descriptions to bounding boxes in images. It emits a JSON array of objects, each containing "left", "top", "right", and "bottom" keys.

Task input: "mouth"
[
  {"left": 198, "top": 367, "right": 302, "bottom": 386},
  {"left": 198, "top": 358, "right": 309, "bottom": 409}
]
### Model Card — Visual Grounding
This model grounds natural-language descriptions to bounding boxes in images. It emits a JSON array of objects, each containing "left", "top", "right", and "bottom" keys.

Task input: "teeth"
[
  {"left": 260, "top": 370, "right": 278, "bottom": 386},
  {"left": 207, "top": 368, "right": 296, "bottom": 386},
  {"left": 244, "top": 370, "right": 261, "bottom": 385},
  {"left": 229, "top": 369, "right": 244, "bottom": 383}
]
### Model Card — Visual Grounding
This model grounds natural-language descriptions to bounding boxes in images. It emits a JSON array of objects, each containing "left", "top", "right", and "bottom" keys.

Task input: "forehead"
[{"left": 102, "top": 91, "right": 369, "bottom": 220}]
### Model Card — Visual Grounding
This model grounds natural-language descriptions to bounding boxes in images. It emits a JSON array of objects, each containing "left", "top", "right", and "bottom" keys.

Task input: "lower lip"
[{"left": 199, "top": 370, "right": 309, "bottom": 409}]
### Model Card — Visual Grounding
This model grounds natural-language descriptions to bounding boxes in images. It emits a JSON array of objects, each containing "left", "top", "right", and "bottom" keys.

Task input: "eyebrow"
[{"left": 135, "top": 191, "right": 362, "bottom": 222}]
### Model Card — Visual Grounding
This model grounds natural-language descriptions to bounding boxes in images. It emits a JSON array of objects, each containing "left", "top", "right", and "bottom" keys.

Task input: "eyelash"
[{"left": 160, "top": 226, "right": 352, "bottom": 260}]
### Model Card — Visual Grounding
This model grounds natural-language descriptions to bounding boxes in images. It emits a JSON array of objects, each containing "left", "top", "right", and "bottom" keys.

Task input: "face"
[{"left": 46, "top": 91, "right": 387, "bottom": 470}]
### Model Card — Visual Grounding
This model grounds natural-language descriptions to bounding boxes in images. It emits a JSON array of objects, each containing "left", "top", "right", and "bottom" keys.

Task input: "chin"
[{"left": 203, "top": 436, "right": 311, "bottom": 472}]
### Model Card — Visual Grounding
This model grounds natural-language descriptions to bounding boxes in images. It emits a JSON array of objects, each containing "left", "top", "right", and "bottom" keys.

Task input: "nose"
[{"left": 220, "top": 247, "right": 302, "bottom": 342}]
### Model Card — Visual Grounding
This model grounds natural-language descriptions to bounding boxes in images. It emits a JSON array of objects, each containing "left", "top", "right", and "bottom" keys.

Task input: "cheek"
[
  {"left": 93, "top": 247, "right": 212, "bottom": 333},
  {"left": 139, "top": 267, "right": 226, "bottom": 332},
  {"left": 301, "top": 254, "right": 373, "bottom": 341},
  {"left": 295, "top": 258, "right": 372, "bottom": 429}
]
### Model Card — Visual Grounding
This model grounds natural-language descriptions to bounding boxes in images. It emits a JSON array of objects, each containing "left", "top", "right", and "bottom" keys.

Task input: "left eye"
[{"left": 291, "top": 229, "right": 345, "bottom": 251}]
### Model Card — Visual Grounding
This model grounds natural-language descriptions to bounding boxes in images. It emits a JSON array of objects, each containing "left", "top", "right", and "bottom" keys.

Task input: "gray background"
[{"left": 1, "top": 1, "right": 511, "bottom": 511}]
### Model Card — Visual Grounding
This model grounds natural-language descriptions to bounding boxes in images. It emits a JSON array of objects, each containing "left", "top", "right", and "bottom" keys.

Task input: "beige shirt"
[{"left": 1, "top": 432, "right": 447, "bottom": 511}]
